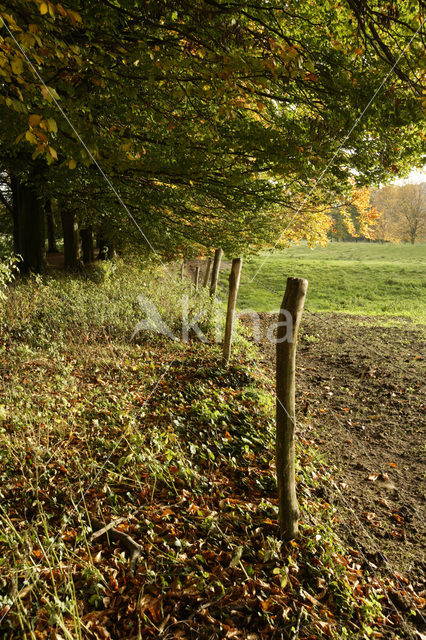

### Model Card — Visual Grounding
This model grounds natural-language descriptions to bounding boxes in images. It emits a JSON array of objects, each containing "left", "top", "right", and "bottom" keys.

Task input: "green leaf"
[{"left": 11, "top": 57, "right": 24, "bottom": 75}]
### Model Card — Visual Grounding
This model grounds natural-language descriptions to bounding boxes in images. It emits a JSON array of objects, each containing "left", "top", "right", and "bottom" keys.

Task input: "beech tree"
[
  {"left": 328, "top": 187, "right": 382, "bottom": 241},
  {"left": 0, "top": 0, "right": 424, "bottom": 270}
]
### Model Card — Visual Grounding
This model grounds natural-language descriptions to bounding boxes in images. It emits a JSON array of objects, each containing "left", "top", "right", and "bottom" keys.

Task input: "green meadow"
[{"left": 234, "top": 242, "right": 426, "bottom": 324}]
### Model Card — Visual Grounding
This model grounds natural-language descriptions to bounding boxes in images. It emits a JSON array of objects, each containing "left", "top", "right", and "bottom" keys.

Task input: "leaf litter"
[{"left": 0, "top": 321, "right": 424, "bottom": 638}]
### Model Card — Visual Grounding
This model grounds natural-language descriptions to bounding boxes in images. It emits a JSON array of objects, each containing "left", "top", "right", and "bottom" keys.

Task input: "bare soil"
[
  {"left": 243, "top": 312, "right": 425, "bottom": 606},
  {"left": 46, "top": 250, "right": 102, "bottom": 269}
]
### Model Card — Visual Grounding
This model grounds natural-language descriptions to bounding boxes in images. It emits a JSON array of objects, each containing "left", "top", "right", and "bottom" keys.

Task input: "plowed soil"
[{"left": 243, "top": 312, "right": 425, "bottom": 614}]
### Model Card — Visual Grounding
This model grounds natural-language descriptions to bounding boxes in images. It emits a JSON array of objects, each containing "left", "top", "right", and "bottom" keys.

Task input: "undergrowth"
[{"left": 0, "top": 261, "right": 412, "bottom": 639}]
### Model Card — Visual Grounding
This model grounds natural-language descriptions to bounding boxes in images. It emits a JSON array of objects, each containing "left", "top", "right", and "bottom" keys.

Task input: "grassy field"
[{"left": 233, "top": 242, "right": 426, "bottom": 324}]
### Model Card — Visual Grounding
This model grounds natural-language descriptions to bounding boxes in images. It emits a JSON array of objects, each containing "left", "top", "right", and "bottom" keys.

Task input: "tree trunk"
[
  {"left": 10, "top": 174, "right": 46, "bottom": 274},
  {"left": 80, "top": 227, "right": 95, "bottom": 263},
  {"left": 46, "top": 200, "right": 58, "bottom": 253},
  {"left": 61, "top": 209, "right": 81, "bottom": 270},
  {"left": 276, "top": 277, "right": 308, "bottom": 541},
  {"left": 210, "top": 248, "right": 223, "bottom": 297},
  {"left": 97, "top": 234, "right": 105, "bottom": 259},
  {"left": 10, "top": 175, "right": 20, "bottom": 256}
]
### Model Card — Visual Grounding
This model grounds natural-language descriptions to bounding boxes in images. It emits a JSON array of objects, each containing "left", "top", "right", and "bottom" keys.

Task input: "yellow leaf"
[
  {"left": 48, "top": 146, "right": 58, "bottom": 160},
  {"left": 29, "top": 114, "right": 43, "bottom": 128},
  {"left": 40, "top": 85, "right": 59, "bottom": 102},
  {"left": 56, "top": 4, "right": 67, "bottom": 17},
  {"left": 20, "top": 33, "right": 36, "bottom": 49},
  {"left": 68, "top": 158, "right": 76, "bottom": 169},
  {"left": 67, "top": 10, "right": 82, "bottom": 25},
  {"left": 39, "top": 2, "right": 49, "bottom": 15},
  {"left": 47, "top": 118, "right": 58, "bottom": 133},
  {"left": 25, "top": 131, "right": 37, "bottom": 144},
  {"left": 1, "top": 13, "right": 17, "bottom": 28}
]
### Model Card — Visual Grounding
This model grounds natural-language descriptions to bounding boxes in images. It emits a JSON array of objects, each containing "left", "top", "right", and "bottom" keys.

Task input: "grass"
[
  {"left": 0, "top": 260, "right": 407, "bottom": 639},
  {"left": 232, "top": 242, "right": 426, "bottom": 324}
]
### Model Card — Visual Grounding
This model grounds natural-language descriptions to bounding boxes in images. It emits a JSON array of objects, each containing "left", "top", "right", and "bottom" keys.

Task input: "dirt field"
[{"left": 244, "top": 312, "right": 425, "bottom": 616}]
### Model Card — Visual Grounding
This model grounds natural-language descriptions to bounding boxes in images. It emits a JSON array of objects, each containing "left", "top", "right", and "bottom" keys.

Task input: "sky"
[{"left": 393, "top": 167, "right": 426, "bottom": 185}]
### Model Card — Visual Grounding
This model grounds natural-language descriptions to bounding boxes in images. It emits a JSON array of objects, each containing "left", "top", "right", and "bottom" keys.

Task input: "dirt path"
[{"left": 243, "top": 313, "right": 425, "bottom": 600}]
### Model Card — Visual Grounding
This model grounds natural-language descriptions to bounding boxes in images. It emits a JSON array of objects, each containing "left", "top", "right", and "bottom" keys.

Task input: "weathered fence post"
[
  {"left": 194, "top": 265, "right": 200, "bottom": 290},
  {"left": 210, "top": 248, "right": 223, "bottom": 298},
  {"left": 276, "top": 277, "right": 308, "bottom": 541},
  {"left": 180, "top": 259, "right": 185, "bottom": 281},
  {"left": 203, "top": 258, "right": 213, "bottom": 288},
  {"left": 222, "top": 258, "right": 242, "bottom": 366}
]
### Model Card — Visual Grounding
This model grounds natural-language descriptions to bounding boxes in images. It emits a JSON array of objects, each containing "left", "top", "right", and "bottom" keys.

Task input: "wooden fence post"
[
  {"left": 194, "top": 265, "right": 200, "bottom": 290},
  {"left": 203, "top": 258, "right": 213, "bottom": 288},
  {"left": 180, "top": 259, "right": 185, "bottom": 281},
  {"left": 222, "top": 258, "right": 242, "bottom": 366},
  {"left": 276, "top": 277, "right": 308, "bottom": 541},
  {"left": 210, "top": 248, "right": 223, "bottom": 297}
]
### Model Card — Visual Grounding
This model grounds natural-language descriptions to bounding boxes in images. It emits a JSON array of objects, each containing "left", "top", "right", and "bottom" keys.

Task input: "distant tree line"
[
  {"left": 371, "top": 183, "right": 426, "bottom": 244},
  {"left": 328, "top": 183, "right": 426, "bottom": 243}
]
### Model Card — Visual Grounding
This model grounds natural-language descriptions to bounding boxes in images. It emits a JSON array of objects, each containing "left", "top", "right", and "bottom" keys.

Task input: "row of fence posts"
[{"left": 181, "top": 251, "right": 308, "bottom": 542}]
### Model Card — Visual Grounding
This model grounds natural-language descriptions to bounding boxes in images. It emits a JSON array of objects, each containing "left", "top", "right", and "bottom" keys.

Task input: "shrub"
[
  {"left": 0, "top": 259, "right": 213, "bottom": 347},
  {"left": 0, "top": 254, "right": 19, "bottom": 302}
]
